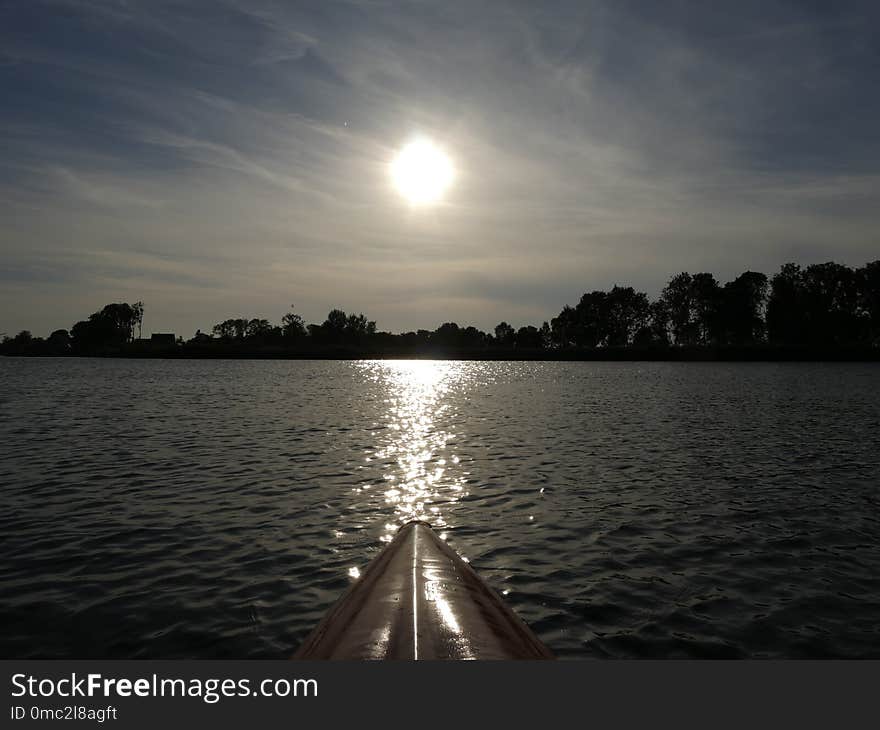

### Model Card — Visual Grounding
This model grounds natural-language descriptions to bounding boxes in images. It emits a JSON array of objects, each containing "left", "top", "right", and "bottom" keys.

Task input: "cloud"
[{"left": 2, "top": 0, "right": 880, "bottom": 336}]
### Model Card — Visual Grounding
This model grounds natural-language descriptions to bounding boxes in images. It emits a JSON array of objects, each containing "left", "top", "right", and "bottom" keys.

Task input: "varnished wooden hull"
[{"left": 294, "top": 521, "right": 553, "bottom": 660}]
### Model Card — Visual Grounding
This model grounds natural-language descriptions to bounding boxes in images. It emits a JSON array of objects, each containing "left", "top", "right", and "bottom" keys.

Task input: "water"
[{"left": 1, "top": 358, "right": 879, "bottom": 659}]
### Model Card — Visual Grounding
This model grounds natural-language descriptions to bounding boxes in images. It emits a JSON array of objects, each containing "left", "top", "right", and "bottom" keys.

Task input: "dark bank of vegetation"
[{"left": 3, "top": 260, "right": 880, "bottom": 360}]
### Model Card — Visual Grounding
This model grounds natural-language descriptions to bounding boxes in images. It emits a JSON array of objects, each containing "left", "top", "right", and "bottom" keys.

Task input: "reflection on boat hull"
[{"left": 294, "top": 521, "right": 554, "bottom": 660}]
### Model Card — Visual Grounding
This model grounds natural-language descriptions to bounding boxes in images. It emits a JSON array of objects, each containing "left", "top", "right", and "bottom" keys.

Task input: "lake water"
[{"left": 2, "top": 358, "right": 879, "bottom": 659}]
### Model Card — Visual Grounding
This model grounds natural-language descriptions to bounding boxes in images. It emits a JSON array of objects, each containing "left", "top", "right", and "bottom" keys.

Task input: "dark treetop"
[{"left": 3, "top": 260, "right": 879, "bottom": 360}]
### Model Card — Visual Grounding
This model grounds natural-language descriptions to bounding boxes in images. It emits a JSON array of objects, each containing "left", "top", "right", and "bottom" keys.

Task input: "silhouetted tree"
[
  {"left": 660, "top": 272, "right": 696, "bottom": 345},
  {"left": 516, "top": 325, "right": 542, "bottom": 349},
  {"left": 605, "top": 285, "right": 651, "bottom": 346},
  {"left": 232, "top": 318, "right": 248, "bottom": 339},
  {"left": 550, "top": 305, "right": 579, "bottom": 348},
  {"left": 246, "top": 318, "right": 273, "bottom": 338},
  {"left": 308, "top": 309, "right": 376, "bottom": 345},
  {"left": 808, "top": 262, "right": 861, "bottom": 344},
  {"left": 432, "top": 322, "right": 462, "bottom": 349},
  {"left": 857, "top": 261, "right": 880, "bottom": 345},
  {"left": 346, "top": 313, "right": 376, "bottom": 338},
  {"left": 766, "top": 264, "right": 805, "bottom": 344},
  {"left": 460, "top": 326, "right": 490, "bottom": 349},
  {"left": 660, "top": 272, "right": 721, "bottom": 345},
  {"left": 539, "top": 321, "right": 552, "bottom": 348},
  {"left": 718, "top": 271, "right": 768, "bottom": 345},
  {"left": 132, "top": 301, "right": 144, "bottom": 340},
  {"left": 212, "top": 319, "right": 235, "bottom": 340},
  {"left": 281, "top": 305, "right": 306, "bottom": 340},
  {"left": 691, "top": 273, "right": 723, "bottom": 344},
  {"left": 323, "top": 309, "right": 348, "bottom": 336},
  {"left": 550, "top": 286, "right": 651, "bottom": 347},
  {"left": 46, "top": 329, "right": 71, "bottom": 353},
  {"left": 767, "top": 262, "right": 861, "bottom": 345},
  {"left": 494, "top": 322, "right": 515, "bottom": 347},
  {"left": 642, "top": 300, "right": 672, "bottom": 346},
  {"left": 70, "top": 302, "right": 141, "bottom": 353},
  {"left": 97, "top": 303, "right": 140, "bottom": 342},
  {"left": 0, "top": 330, "right": 36, "bottom": 354},
  {"left": 572, "top": 291, "right": 608, "bottom": 347}
]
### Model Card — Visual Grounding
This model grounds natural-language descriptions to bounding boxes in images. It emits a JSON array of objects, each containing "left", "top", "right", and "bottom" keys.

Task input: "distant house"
[{"left": 150, "top": 333, "right": 176, "bottom": 347}]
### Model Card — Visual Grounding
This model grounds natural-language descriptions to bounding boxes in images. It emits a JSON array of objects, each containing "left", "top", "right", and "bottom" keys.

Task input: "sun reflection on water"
[{"left": 356, "top": 360, "right": 469, "bottom": 543}]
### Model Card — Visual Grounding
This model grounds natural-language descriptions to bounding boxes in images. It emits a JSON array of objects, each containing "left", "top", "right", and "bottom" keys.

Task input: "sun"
[{"left": 390, "top": 137, "right": 454, "bottom": 205}]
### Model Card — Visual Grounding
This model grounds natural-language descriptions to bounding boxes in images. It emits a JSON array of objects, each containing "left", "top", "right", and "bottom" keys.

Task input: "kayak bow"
[{"left": 294, "top": 520, "right": 553, "bottom": 660}]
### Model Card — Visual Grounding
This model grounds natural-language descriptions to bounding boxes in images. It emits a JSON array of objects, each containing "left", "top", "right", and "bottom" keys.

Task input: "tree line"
[
  {"left": 2, "top": 260, "right": 879, "bottom": 357},
  {"left": 2, "top": 301, "right": 144, "bottom": 355}
]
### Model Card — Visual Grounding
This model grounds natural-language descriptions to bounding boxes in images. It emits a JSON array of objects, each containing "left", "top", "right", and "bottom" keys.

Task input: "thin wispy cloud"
[{"left": 2, "top": 0, "right": 879, "bottom": 336}]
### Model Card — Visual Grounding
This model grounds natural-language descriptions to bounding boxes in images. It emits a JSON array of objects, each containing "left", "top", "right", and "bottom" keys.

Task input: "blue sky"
[{"left": 2, "top": 0, "right": 879, "bottom": 337}]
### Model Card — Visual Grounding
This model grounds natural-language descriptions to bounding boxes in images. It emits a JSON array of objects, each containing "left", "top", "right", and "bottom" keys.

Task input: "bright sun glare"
[{"left": 390, "top": 137, "right": 454, "bottom": 205}]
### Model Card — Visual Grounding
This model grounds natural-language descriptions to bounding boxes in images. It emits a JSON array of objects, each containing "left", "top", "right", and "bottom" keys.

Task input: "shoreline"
[{"left": 4, "top": 345, "right": 880, "bottom": 362}]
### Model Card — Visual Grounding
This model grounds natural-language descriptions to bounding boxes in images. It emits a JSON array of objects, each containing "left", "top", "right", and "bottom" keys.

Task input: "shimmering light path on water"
[
  {"left": 2, "top": 359, "right": 879, "bottom": 658},
  {"left": 354, "top": 360, "right": 469, "bottom": 544}
]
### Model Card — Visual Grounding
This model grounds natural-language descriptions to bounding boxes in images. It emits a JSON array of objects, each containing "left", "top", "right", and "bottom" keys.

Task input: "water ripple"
[{"left": 1, "top": 358, "right": 880, "bottom": 658}]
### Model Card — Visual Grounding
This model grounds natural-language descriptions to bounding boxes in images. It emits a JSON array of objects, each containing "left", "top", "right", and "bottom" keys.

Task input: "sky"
[{"left": 2, "top": 0, "right": 879, "bottom": 338}]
